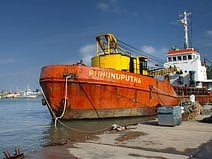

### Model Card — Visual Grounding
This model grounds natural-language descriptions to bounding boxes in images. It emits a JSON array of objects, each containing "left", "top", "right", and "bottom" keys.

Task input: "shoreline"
[{"left": 26, "top": 114, "right": 212, "bottom": 159}]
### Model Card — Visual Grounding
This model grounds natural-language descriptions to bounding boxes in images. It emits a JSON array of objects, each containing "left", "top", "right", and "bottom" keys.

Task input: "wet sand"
[{"left": 26, "top": 114, "right": 212, "bottom": 159}]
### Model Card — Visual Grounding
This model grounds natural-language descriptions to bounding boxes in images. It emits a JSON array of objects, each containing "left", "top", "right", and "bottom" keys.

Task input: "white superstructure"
[{"left": 164, "top": 11, "right": 208, "bottom": 88}]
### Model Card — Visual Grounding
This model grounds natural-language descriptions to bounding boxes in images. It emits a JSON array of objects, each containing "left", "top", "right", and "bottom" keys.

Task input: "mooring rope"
[
  {"left": 40, "top": 75, "right": 70, "bottom": 128},
  {"left": 54, "top": 75, "right": 71, "bottom": 127},
  {"left": 57, "top": 120, "right": 111, "bottom": 133}
]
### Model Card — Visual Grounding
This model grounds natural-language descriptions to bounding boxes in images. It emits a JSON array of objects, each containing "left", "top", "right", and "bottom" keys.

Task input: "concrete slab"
[
  {"left": 69, "top": 142, "right": 189, "bottom": 159},
  {"left": 68, "top": 120, "right": 212, "bottom": 159}
]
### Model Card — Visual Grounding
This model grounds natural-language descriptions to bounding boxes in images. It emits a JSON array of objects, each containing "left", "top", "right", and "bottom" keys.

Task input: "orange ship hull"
[{"left": 40, "top": 65, "right": 179, "bottom": 120}]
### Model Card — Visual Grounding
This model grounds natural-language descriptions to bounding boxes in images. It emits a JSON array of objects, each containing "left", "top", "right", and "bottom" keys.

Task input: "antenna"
[
  {"left": 190, "top": 14, "right": 193, "bottom": 48},
  {"left": 178, "top": 11, "right": 192, "bottom": 49}
]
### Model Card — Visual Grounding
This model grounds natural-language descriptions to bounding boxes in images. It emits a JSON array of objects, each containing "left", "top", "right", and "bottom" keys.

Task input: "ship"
[
  {"left": 164, "top": 11, "right": 212, "bottom": 105},
  {"left": 39, "top": 33, "right": 179, "bottom": 120}
]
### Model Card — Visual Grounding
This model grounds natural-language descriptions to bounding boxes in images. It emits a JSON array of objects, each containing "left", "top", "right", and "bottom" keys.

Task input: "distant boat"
[
  {"left": 5, "top": 92, "right": 18, "bottom": 98},
  {"left": 15, "top": 89, "right": 40, "bottom": 98}
]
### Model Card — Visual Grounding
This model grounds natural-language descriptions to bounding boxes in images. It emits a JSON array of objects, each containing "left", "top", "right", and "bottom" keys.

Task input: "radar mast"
[{"left": 178, "top": 11, "right": 191, "bottom": 49}]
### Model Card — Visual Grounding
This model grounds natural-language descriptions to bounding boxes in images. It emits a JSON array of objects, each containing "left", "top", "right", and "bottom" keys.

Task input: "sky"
[{"left": 0, "top": 0, "right": 212, "bottom": 90}]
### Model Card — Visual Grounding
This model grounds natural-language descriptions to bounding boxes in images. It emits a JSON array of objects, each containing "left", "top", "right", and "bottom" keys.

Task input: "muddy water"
[{"left": 43, "top": 117, "right": 154, "bottom": 147}]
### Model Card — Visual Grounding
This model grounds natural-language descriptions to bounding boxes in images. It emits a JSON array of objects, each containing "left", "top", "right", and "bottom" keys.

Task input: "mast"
[{"left": 178, "top": 11, "right": 191, "bottom": 49}]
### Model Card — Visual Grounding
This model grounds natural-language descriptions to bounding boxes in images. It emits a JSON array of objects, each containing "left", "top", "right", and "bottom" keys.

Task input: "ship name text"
[{"left": 88, "top": 70, "right": 141, "bottom": 83}]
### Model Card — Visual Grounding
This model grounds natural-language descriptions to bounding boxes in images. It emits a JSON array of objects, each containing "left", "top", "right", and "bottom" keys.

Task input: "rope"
[
  {"left": 41, "top": 75, "right": 71, "bottom": 128},
  {"left": 57, "top": 120, "right": 111, "bottom": 133},
  {"left": 41, "top": 78, "right": 133, "bottom": 131},
  {"left": 54, "top": 75, "right": 71, "bottom": 127},
  {"left": 117, "top": 39, "right": 164, "bottom": 66}
]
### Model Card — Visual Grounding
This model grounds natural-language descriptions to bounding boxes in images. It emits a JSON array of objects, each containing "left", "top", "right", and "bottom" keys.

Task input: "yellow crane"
[{"left": 93, "top": 33, "right": 181, "bottom": 77}]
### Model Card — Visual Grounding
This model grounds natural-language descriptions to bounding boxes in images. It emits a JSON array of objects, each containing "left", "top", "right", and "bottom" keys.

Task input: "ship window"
[
  {"left": 197, "top": 55, "right": 199, "bottom": 60},
  {"left": 177, "top": 56, "right": 182, "bottom": 61},
  {"left": 188, "top": 55, "right": 192, "bottom": 60},
  {"left": 168, "top": 57, "right": 172, "bottom": 62},
  {"left": 183, "top": 55, "right": 187, "bottom": 60},
  {"left": 173, "top": 57, "right": 176, "bottom": 61},
  {"left": 193, "top": 55, "right": 195, "bottom": 59}
]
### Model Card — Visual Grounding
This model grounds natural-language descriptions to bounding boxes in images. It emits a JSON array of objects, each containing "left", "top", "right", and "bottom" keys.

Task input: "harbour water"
[
  {"left": 0, "top": 97, "right": 153, "bottom": 157},
  {"left": 0, "top": 97, "right": 51, "bottom": 154}
]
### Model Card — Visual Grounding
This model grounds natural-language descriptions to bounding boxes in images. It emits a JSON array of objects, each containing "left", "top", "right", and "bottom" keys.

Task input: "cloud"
[
  {"left": 140, "top": 45, "right": 168, "bottom": 67},
  {"left": 142, "top": 45, "right": 156, "bottom": 55},
  {"left": 96, "top": 1, "right": 109, "bottom": 11},
  {"left": 79, "top": 44, "right": 96, "bottom": 65},
  {"left": 96, "top": 0, "right": 125, "bottom": 14},
  {"left": 141, "top": 45, "right": 168, "bottom": 56}
]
